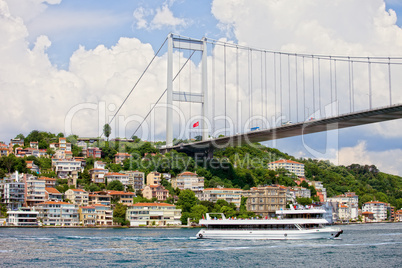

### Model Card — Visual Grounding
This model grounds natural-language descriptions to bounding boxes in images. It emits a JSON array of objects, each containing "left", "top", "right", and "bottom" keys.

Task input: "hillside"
[{"left": 2, "top": 130, "right": 401, "bottom": 209}]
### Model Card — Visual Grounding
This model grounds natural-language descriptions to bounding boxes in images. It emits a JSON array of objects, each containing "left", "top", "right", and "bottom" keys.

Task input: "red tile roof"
[
  {"left": 269, "top": 159, "right": 303, "bottom": 165},
  {"left": 37, "top": 201, "right": 72, "bottom": 205},
  {"left": 107, "top": 190, "right": 135, "bottom": 196},
  {"left": 131, "top": 202, "right": 175, "bottom": 207},
  {"left": 105, "top": 172, "right": 127, "bottom": 176},
  {"left": 115, "top": 153, "right": 131, "bottom": 156},
  {"left": 45, "top": 187, "right": 61, "bottom": 194},
  {"left": 70, "top": 189, "right": 86, "bottom": 192},
  {"left": 365, "top": 201, "right": 387, "bottom": 205},
  {"left": 39, "top": 177, "right": 56, "bottom": 181},
  {"left": 204, "top": 188, "right": 242, "bottom": 191}
]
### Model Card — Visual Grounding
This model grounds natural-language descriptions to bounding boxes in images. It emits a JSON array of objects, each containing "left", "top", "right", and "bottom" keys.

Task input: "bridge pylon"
[{"left": 166, "top": 34, "right": 208, "bottom": 147}]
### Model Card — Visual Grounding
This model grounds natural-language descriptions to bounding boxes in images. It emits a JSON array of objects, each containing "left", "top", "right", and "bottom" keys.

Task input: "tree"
[
  {"left": 106, "top": 180, "right": 124, "bottom": 191},
  {"left": 190, "top": 205, "right": 208, "bottom": 223},
  {"left": 103, "top": 124, "right": 111, "bottom": 141},
  {"left": 296, "top": 197, "right": 313, "bottom": 206},
  {"left": 177, "top": 189, "right": 197, "bottom": 213},
  {"left": 113, "top": 203, "right": 129, "bottom": 226}
]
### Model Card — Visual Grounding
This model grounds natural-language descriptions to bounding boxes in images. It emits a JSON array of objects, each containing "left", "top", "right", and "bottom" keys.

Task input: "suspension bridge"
[{"left": 107, "top": 33, "right": 402, "bottom": 157}]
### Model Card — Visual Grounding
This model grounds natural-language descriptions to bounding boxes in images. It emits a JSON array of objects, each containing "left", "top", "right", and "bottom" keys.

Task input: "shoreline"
[{"left": 1, "top": 221, "right": 400, "bottom": 228}]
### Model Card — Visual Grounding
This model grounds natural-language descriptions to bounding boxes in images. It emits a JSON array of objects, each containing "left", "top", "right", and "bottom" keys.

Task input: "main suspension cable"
[{"left": 131, "top": 51, "right": 196, "bottom": 138}]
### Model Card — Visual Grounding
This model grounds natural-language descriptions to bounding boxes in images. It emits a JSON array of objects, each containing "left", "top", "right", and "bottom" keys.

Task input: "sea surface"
[{"left": 0, "top": 223, "right": 401, "bottom": 267}]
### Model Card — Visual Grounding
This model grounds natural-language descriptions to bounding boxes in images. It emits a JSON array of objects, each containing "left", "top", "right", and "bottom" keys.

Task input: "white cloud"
[
  {"left": 331, "top": 141, "right": 402, "bottom": 176},
  {"left": 150, "top": 4, "right": 187, "bottom": 29},
  {"left": 5, "top": 0, "right": 61, "bottom": 22},
  {"left": 133, "top": 7, "right": 152, "bottom": 29},
  {"left": 132, "top": 4, "right": 188, "bottom": 30}
]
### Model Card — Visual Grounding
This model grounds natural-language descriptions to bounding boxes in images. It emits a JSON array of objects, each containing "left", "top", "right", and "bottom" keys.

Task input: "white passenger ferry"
[{"left": 196, "top": 208, "right": 343, "bottom": 240}]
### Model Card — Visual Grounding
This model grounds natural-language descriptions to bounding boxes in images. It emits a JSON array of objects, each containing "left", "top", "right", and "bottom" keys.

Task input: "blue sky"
[{"left": 1, "top": 0, "right": 402, "bottom": 175}]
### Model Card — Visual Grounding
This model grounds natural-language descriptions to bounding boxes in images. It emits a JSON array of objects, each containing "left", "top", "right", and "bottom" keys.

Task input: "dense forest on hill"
[{"left": 2, "top": 130, "right": 402, "bottom": 209}]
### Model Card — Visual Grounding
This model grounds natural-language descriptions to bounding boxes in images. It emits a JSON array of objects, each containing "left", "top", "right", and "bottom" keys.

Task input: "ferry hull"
[{"left": 196, "top": 227, "right": 342, "bottom": 240}]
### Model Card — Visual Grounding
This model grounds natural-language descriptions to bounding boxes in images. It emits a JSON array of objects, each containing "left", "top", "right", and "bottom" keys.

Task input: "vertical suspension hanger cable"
[
  {"left": 250, "top": 49, "right": 253, "bottom": 127},
  {"left": 295, "top": 54, "right": 298, "bottom": 123},
  {"left": 248, "top": 48, "right": 252, "bottom": 127},
  {"left": 334, "top": 59, "right": 338, "bottom": 115},
  {"left": 189, "top": 39, "right": 192, "bottom": 140},
  {"left": 303, "top": 56, "right": 306, "bottom": 119},
  {"left": 279, "top": 53, "right": 283, "bottom": 124},
  {"left": 388, "top": 57, "right": 392, "bottom": 106},
  {"left": 265, "top": 51, "right": 268, "bottom": 127},
  {"left": 212, "top": 42, "right": 216, "bottom": 136},
  {"left": 288, "top": 54, "right": 291, "bottom": 122},
  {"left": 236, "top": 45, "right": 239, "bottom": 133},
  {"left": 312, "top": 55, "right": 315, "bottom": 117},
  {"left": 261, "top": 51, "right": 264, "bottom": 127},
  {"left": 274, "top": 52, "right": 277, "bottom": 119},
  {"left": 318, "top": 57, "right": 321, "bottom": 117},
  {"left": 329, "top": 56, "right": 333, "bottom": 115},
  {"left": 368, "top": 57, "right": 372, "bottom": 109},
  {"left": 348, "top": 57, "right": 352, "bottom": 113},
  {"left": 178, "top": 40, "right": 181, "bottom": 137},
  {"left": 224, "top": 44, "right": 227, "bottom": 136},
  {"left": 351, "top": 59, "right": 355, "bottom": 112}
]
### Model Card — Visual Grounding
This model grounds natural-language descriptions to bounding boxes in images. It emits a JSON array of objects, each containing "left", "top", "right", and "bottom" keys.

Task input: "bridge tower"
[{"left": 166, "top": 34, "right": 208, "bottom": 147}]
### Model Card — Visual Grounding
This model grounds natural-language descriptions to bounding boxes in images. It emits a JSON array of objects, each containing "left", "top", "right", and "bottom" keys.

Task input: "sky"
[{"left": 1, "top": 0, "right": 402, "bottom": 175}]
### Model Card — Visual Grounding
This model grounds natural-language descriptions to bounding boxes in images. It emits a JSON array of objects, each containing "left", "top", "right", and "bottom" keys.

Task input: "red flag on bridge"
[{"left": 193, "top": 121, "right": 199, "bottom": 128}]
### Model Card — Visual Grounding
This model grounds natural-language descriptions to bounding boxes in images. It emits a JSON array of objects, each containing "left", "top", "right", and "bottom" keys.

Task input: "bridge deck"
[{"left": 162, "top": 104, "right": 402, "bottom": 154}]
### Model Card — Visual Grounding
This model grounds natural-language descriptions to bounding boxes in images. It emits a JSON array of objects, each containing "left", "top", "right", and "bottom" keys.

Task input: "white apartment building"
[
  {"left": 35, "top": 201, "right": 79, "bottom": 226},
  {"left": 7, "top": 207, "right": 39, "bottom": 226},
  {"left": 268, "top": 159, "right": 305, "bottom": 177},
  {"left": 52, "top": 159, "right": 82, "bottom": 178},
  {"left": 362, "top": 201, "right": 388, "bottom": 221},
  {"left": 171, "top": 172, "right": 204, "bottom": 193},
  {"left": 1, "top": 178, "right": 25, "bottom": 210},
  {"left": 126, "top": 203, "right": 181, "bottom": 227},
  {"left": 105, "top": 173, "right": 130, "bottom": 187},
  {"left": 25, "top": 175, "right": 46, "bottom": 207}
]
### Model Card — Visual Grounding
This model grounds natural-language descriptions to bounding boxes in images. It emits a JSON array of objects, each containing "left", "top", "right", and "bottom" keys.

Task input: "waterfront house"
[
  {"left": 327, "top": 192, "right": 359, "bottom": 221},
  {"left": 362, "top": 201, "right": 388, "bottom": 221},
  {"left": 7, "top": 207, "right": 39, "bottom": 226},
  {"left": 79, "top": 204, "right": 113, "bottom": 226},
  {"left": 126, "top": 203, "right": 181, "bottom": 226},
  {"left": 243, "top": 186, "right": 286, "bottom": 216},
  {"left": 35, "top": 201, "right": 79, "bottom": 226}
]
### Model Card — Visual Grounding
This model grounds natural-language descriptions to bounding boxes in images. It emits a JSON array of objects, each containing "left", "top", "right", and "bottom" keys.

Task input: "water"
[{"left": 0, "top": 223, "right": 401, "bottom": 267}]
